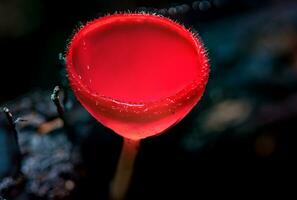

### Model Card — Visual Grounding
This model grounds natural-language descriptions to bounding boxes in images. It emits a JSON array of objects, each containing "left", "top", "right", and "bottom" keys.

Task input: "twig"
[
  {"left": 51, "top": 86, "right": 75, "bottom": 143},
  {"left": 2, "top": 107, "right": 22, "bottom": 177},
  {"left": 51, "top": 86, "right": 64, "bottom": 117}
]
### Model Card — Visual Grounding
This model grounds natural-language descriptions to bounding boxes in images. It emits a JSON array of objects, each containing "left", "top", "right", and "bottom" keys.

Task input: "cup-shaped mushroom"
[{"left": 66, "top": 13, "right": 209, "bottom": 140}]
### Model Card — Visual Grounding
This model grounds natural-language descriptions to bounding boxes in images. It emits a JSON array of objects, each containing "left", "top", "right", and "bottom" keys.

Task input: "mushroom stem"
[{"left": 110, "top": 138, "right": 140, "bottom": 200}]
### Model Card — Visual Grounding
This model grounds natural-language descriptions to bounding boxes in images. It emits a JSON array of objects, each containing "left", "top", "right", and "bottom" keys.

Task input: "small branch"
[
  {"left": 51, "top": 86, "right": 75, "bottom": 143},
  {"left": 51, "top": 86, "right": 64, "bottom": 117},
  {"left": 2, "top": 107, "right": 22, "bottom": 176},
  {"left": 3, "top": 107, "right": 14, "bottom": 130},
  {"left": 3, "top": 107, "right": 20, "bottom": 152}
]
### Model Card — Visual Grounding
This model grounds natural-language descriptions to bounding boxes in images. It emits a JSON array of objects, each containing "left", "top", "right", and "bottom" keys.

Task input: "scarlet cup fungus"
[{"left": 66, "top": 13, "right": 209, "bottom": 199}]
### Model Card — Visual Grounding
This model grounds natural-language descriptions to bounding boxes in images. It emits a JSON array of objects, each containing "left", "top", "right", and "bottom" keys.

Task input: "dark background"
[{"left": 0, "top": 0, "right": 296, "bottom": 199}]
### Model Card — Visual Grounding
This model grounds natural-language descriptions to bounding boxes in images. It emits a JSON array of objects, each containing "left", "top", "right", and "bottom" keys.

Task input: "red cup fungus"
[{"left": 66, "top": 13, "right": 209, "bottom": 140}]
